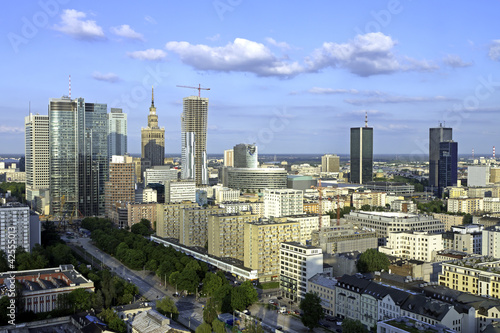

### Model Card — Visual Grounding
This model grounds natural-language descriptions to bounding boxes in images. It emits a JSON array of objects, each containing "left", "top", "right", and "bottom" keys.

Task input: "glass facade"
[{"left": 350, "top": 127, "right": 373, "bottom": 184}]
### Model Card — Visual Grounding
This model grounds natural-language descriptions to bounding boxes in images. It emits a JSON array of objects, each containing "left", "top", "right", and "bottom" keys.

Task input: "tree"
[
  {"left": 213, "top": 284, "right": 233, "bottom": 313},
  {"left": 203, "top": 298, "right": 218, "bottom": 324},
  {"left": 156, "top": 297, "right": 179, "bottom": 319},
  {"left": 212, "top": 319, "right": 226, "bottom": 333},
  {"left": 231, "top": 282, "right": 258, "bottom": 311},
  {"left": 357, "top": 249, "right": 390, "bottom": 273},
  {"left": 245, "top": 320, "right": 265, "bottom": 333},
  {"left": 203, "top": 272, "right": 224, "bottom": 297},
  {"left": 300, "top": 292, "right": 324, "bottom": 330},
  {"left": 68, "top": 288, "right": 92, "bottom": 312},
  {"left": 0, "top": 251, "right": 9, "bottom": 273},
  {"left": 462, "top": 213, "right": 473, "bottom": 224},
  {"left": 342, "top": 318, "right": 368, "bottom": 333},
  {"left": 99, "top": 308, "right": 126, "bottom": 333},
  {"left": 93, "top": 290, "right": 104, "bottom": 310},
  {"left": 196, "top": 323, "right": 212, "bottom": 333}
]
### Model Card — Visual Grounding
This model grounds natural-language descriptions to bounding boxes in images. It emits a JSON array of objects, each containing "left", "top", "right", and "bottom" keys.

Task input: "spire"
[
  {"left": 151, "top": 86, "right": 154, "bottom": 107},
  {"left": 365, "top": 111, "right": 368, "bottom": 127}
]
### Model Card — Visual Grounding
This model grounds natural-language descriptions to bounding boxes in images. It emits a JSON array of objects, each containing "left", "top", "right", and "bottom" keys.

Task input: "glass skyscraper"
[
  {"left": 429, "top": 125, "right": 452, "bottom": 189},
  {"left": 438, "top": 140, "right": 458, "bottom": 197},
  {"left": 350, "top": 126, "right": 373, "bottom": 184},
  {"left": 108, "top": 108, "right": 127, "bottom": 159}
]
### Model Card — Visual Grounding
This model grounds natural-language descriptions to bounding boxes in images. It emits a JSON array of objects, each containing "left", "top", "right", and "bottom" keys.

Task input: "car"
[
  {"left": 173, "top": 292, "right": 180, "bottom": 297},
  {"left": 277, "top": 296, "right": 282, "bottom": 300},
  {"left": 269, "top": 299, "right": 276, "bottom": 304},
  {"left": 276, "top": 326, "right": 283, "bottom": 331},
  {"left": 294, "top": 310, "right": 301, "bottom": 315}
]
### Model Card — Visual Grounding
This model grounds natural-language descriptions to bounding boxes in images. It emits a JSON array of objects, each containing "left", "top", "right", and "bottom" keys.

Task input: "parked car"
[{"left": 173, "top": 292, "right": 180, "bottom": 297}]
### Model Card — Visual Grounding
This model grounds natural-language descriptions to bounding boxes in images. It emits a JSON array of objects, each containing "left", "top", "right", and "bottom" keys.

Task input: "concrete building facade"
[
  {"left": 141, "top": 88, "right": 165, "bottom": 167},
  {"left": 263, "top": 189, "right": 303, "bottom": 218}
]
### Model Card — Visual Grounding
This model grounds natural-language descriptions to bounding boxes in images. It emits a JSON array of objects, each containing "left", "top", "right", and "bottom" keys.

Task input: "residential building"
[
  {"left": 308, "top": 273, "right": 337, "bottom": 315},
  {"left": 482, "top": 226, "right": 500, "bottom": 258},
  {"left": 433, "top": 213, "right": 464, "bottom": 231},
  {"left": 447, "top": 197, "right": 483, "bottom": 214},
  {"left": 181, "top": 96, "right": 208, "bottom": 186},
  {"left": 213, "top": 185, "right": 240, "bottom": 203},
  {"left": 0, "top": 203, "right": 30, "bottom": 253},
  {"left": 244, "top": 220, "right": 300, "bottom": 281},
  {"left": 279, "top": 242, "right": 323, "bottom": 301},
  {"left": 335, "top": 274, "right": 372, "bottom": 322},
  {"left": 264, "top": 189, "right": 303, "bottom": 218},
  {"left": 104, "top": 155, "right": 135, "bottom": 226},
  {"left": 207, "top": 212, "right": 259, "bottom": 260},
  {"left": 0, "top": 265, "right": 94, "bottom": 313},
  {"left": 107, "top": 108, "right": 127, "bottom": 158},
  {"left": 164, "top": 180, "right": 196, "bottom": 203},
  {"left": 311, "top": 222, "right": 378, "bottom": 254},
  {"left": 233, "top": 143, "right": 258, "bottom": 168},
  {"left": 24, "top": 113, "right": 49, "bottom": 209},
  {"left": 490, "top": 168, "right": 500, "bottom": 184},
  {"left": 344, "top": 211, "right": 445, "bottom": 246},
  {"left": 429, "top": 125, "right": 453, "bottom": 189},
  {"left": 350, "top": 120, "right": 373, "bottom": 184},
  {"left": 468, "top": 166, "right": 491, "bottom": 187},
  {"left": 49, "top": 97, "right": 108, "bottom": 216},
  {"left": 377, "top": 317, "right": 456, "bottom": 333},
  {"left": 322, "top": 154, "right": 340, "bottom": 173},
  {"left": 447, "top": 224, "right": 483, "bottom": 254},
  {"left": 141, "top": 87, "right": 165, "bottom": 167},
  {"left": 222, "top": 167, "right": 287, "bottom": 191},
  {"left": 219, "top": 201, "right": 264, "bottom": 217},
  {"left": 379, "top": 231, "right": 443, "bottom": 262},
  {"left": 156, "top": 202, "right": 198, "bottom": 239},
  {"left": 144, "top": 166, "right": 178, "bottom": 185},
  {"left": 127, "top": 202, "right": 158, "bottom": 228},
  {"left": 352, "top": 191, "right": 386, "bottom": 209},
  {"left": 179, "top": 206, "right": 224, "bottom": 247},
  {"left": 390, "top": 199, "right": 417, "bottom": 213},
  {"left": 438, "top": 140, "right": 458, "bottom": 196},
  {"left": 277, "top": 214, "right": 330, "bottom": 244},
  {"left": 448, "top": 187, "right": 468, "bottom": 198},
  {"left": 223, "top": 149, "right": 234, "bottom": 167}
]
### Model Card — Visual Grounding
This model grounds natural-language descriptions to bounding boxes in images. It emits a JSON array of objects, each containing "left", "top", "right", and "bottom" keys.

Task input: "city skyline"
[{"left": 2, "top": 1, "right": 500, "bottom": 155}]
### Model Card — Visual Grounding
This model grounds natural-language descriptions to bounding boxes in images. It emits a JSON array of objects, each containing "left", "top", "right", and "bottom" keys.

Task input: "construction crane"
[
  {"left": 176, "top": 84, "right": 210, "bottom": 97},
  {"left": 311, "top": 179, "right": 324, "bottom": 230}
]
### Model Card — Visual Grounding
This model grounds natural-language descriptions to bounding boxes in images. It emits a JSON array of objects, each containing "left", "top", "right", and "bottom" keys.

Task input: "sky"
[{"left": 1, "top": 1, "right": 500, "bottom": 156}]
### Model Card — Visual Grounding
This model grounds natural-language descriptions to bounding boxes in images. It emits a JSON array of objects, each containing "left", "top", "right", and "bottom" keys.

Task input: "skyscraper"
[
  {"left": 223, "top": 149, "right": 234, "bottom": 167},
  {"left": 350, "top": 117, "right": 373, "bottom": 184},
  {"left": 25, "top": 113, "right": 49, "bottom": 208},
  {"left": 108, "top": 108, "right": 127, "bottom": 159},
  {"left": 181, "top": 96, "right": 208, "bottom": 186},
  {"left": 104, "top": 155, "right": 135, "bottom": 226},
  {"left": 429, "top": 124, "right": 452, "bottom": 189},
  {"left": 141, "top": 87, "right": 165, "bottom": 167},
  {"left": 49, "top": 97, "right": 108, "bottom": 216},
  {"left": 233, "top": 143, "right": 258, "bottom": 168},
  {"left": 321, "top": 154, "right": 340, "bottom": 173},
  {"left": 438, "top": 140, "right": 458, "bottom": 196}
]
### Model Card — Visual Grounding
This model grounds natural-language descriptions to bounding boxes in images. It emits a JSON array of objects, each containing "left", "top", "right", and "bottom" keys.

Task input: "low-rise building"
[
  {"left": 352, "top": 191, "right": 387, "bottom": 209},
  {"left": 433, "top": 213, "right": 464, "bottom": 231},
  {"left": 311, "top": 222, "right": 378, "bottom": 254},
  {"left": 379, "top": 231, "right": 443, "bottom": 262},
  {"left": 308, "top": 273, "right": 337, "bottom": 316},
  {"left": 377, "top": 317, "right": 456, "bottom": 333}
]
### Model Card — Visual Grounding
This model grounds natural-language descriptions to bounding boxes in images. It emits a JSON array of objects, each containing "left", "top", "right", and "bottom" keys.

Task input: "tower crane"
[
  {"left": 311, "top": 179, "right": 324, "bottom": 230},
  {"left": 176, "top": 84, "right": 210, "bottom": 97}
]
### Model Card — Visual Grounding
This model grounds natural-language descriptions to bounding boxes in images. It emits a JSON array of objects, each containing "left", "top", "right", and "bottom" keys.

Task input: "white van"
[{"left": 278, "top": 306, "right": 287, "bottom": 314}]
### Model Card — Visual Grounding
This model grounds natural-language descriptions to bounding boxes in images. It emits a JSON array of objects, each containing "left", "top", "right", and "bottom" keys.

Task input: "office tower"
[
  {"left": 350, "top": 117, "right": 373, "bottom": 184},
  {"left": 0, "top": 203, "right": 30, "bottom": 253},
  {"left": 181, "top": 96, "right": 209, "bottom": 186},
  {"left": 141, "top": 88, "right": 165, "bottom": 167},
  {"left": 468, "top": 165, "right": 490, "bottom": 187},
  {"left": 104, "top": 155, "right": 135, "bottom": 225},
  {"left": 429, "top": 124, "right": 452, "bottom": 188},
  {"left": 165, "top": 180, "right": 196, "bottom": 203},
  {"left": 321, "top": 154, "right": 340, "bottom": 173},
  {"left": 108, "top": 108, "right": 127, "bottom": 158},
  {"left": 224, "top": 149, "right": 234, "bottom": 167},
  {"left": 49, "top": 97, "right": 108, "bottom": 216},
  {"left": 438, "top": 140, "right": 458, "bottom": 196},
  {"left": 25, "top": 114, "right": 49, "bottom": 208},
  {"left": 144, "top": 166, "right": 178, "bottom": 186},
  {"left": 233, "top": 143, "right": 258, "bottom": 168}
]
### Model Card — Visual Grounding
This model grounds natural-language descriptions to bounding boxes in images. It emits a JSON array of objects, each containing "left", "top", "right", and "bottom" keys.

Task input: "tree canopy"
[
  {"left": 357, "top": 249, "right": 390, "bottom": 273},
  {"left": 342, "top": 318, "right": 369, "bottom": 333},
  {"left": 299, "top": 292, "right": 324, "bottom": 330}
]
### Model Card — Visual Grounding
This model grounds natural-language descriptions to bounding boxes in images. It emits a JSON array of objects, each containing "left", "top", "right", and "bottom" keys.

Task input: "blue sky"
[{"left": 1, "top": 1, "right": 500, "bottom": 156}]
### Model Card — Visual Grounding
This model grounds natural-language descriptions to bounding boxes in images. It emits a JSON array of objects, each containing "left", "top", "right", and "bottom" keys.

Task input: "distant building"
[
  {"left": 311, "top": 222, "right": 378, "bottom": 254},
  {"left": 223, "top": 149, "right": 234, "bottom": 167},
  {"left": 363, "top": 182, "right": 414, "bottom": 195},
  {"left": 438, "top": 141, "right": 458, "bottom": 196},
  {"left": 164, "top": 180, "right": 196, "bottom": 203},
  {"left": 433, "top": 213, "right": 464, "bottom": 231},
  {"left": 233, "top": 143, "right": 258, "bottom": 168},
  {"left": 350, "top": 120, "right": 373, "bottom": 184},
  {"left": 468, "top": 165, "right": 490, "bottom": 187},
  {"left": 222, "top": 167, "right": 287, "bottom": 191},
  {"left": 482, "top": 226, "right": 500, "bottom": 258},
  {"left": 447, "top": 197, "right": 483, "bottom": 214},
  {"left": 264, "top": 189, "right": 303, "bottom": 218},
  {"left": 108, "top": 108, "right": 127, "bottom": 158},
  {"left": 144, "top": 166, "right": 178, "bottom": 185},
  {"left": 322, "top": 154, "right": 340, "bottom": 173},
  {"left": 279, "top": 242, "right": 323, "bottom": 301},
  {"left": 429, "top": 125, "right": 452, "bottom": 189},
  {"left": 141, "top": 88, "right": 165, "bottom": 167},
  {"left": 104, "top": 155, "right": 135, "bottom": 225},
  {"left": 379, "top": 231, "right": 443, "bottom": 262},
  {"left": 287, "top": 175, "right": 316, "bottom": 191}
]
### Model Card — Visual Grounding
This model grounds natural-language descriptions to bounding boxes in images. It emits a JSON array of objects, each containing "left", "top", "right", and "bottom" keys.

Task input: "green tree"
[
  {"left": 212, "top": 319, "right": 226, "bottom": 333},
  {"left": 203, "top": 272, "right": 224, "bottom": 297},
  {"left": 196, "top": 323, "right": 213, "bottom": 333},
  {"left": 360, "top": 204, "right": 372, "bottom": 211},
  {"left": 213, "top": 284, "right": 233, "bottom": 313},
  {"left": 99, "top": 308, "right": 127, "bottom": 333},
  {"left": 300, "top": 292, "right": 324, "bottom": 330},
  {"left": 357, "top": 248, "right": 390, "bottom": 273},
  {"left": 203, "top": 298, "right": 218, "bottom": 324},
  {"left": 93, "top": 290, "right": 104, "bottom": 310},
  {"left": 0, "top": 296, "right": 10, "bottom": 325},
  {"left": 245, "top": 320, "right": 265, "bottom": 333},
  {"left": 68, "top": 288, "right": 92, "bottom": 312},
  {"left": 0, "top": 251, "right": 9, "bottom": 273},
  {"left": 462, "top": 213, "right": 473, "bottom": 224},
  {"left": 231, "top": 281, "right": 258, "bottom": 311},
  {"left": 177, "top": 267, "right": 200, "bottom": 293},
  {"left": 342, "top": 318, "right": 368, "bottom": 333},
  {"left": 156, "top": 297, "right": 179, "bottom": 319}
]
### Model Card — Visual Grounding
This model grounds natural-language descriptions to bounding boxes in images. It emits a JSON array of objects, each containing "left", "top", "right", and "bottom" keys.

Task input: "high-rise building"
[
  {"left": 25, "top": 114, "right": 49, "bottom": 208},
  {"left": 233, "top": 143, "right": 258, "bottom": 168},
  {"left": 263, "top": 189, "right": 304, "bottom": 218},
  {"left": 141, "top": 88, "right": 165, "bottom": 167},
  {"left": 108, "top": 108, "right": 127, "bottom": 158},
  {"left": 49, "top": 97, "right": 108, "bottom": 216},
  {"left": 438, "top": 140, "right": 458, "bottom": 196},
  {"left": 224, "top": 149, "right": 234, "bottom": 167},
  {"left": 181, "top": 96, "right": 208, "bottom": 186},
  {"left": 0, "top": 203, "right": 30, "bottom": 253},
  {"left": 429, "top": 125, "right": 452, "bottom": 188},
  {"left": 165, "top": 180, "right": 196, "bottom": 203},
  {"left": 350, "top": 119, "right": 373, "bottom": 184},
  {"left": 321, "top": 154, "right": 340, "bottom": 173},
  {"left": 104, "top": 155, "right": 135, "bottom": 225}
]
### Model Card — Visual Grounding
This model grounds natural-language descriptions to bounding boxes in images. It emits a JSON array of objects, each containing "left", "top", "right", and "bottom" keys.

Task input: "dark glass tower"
[
  {"left": 350, "top": 123, "right": 373, "bottom": 184},
  {"left": 429, "top": 125, "right": 452, "bottom": 189},
  {"left": 438, "top": 140, "right": 458, "bottom": 196}
]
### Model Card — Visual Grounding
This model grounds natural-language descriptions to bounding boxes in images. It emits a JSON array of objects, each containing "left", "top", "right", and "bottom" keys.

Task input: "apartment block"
[
  {"left": 0, "top": 203, "right": 30, "bottom": 253},
  {"left": 482, "top": 226, "right": 500, "bottom": 258},
  {"left": 447, "top": 198, "right": 483, "bottom": 214},
  {"left": 213, "top": 186, "right": 240, "bottom": 204},
  {"left": 379, "top": 231, "right": 443, "bottom": 262},
  {"left": 275, "top": 214, "right": 331, "bottom": 245},
  {"left": 263, "top": 189, "right": 304, "bottom": 218},
  {"left": 279, "top": 242, "right": 323, "bottom": 301},
  {"left": 442, "top": 224, "right": 483, "bottom": 254},
  {"left": 165, "top": 180, "right": 196, "bottom": 203},
  {"left": 219, "top": 201, "right": 264, "bottom": 217},
  {"left": 244, "top": 220, "right": 300, "bottom": 281},
  {"left": 104, "top": 155, "right": 135, "bottom": 226},
  {"left": 127, "top": 202, "right": 158, "bottom": 228},
  {"left": 155, "top": 202, "right": 198, "bottom": 239},
  {"left": 433, "top": 213, "right": 464, "bottom": 231},
  {"left": 207, "top": 212, "right": 259, "bottom": 260},
  {"left": 311, "top": 222, "right": 378, "bottom": 254},
  {"left": 179, "top": 206, "right": 224, "bottom": 247},
  {"left": 352, "top": 191, "right": 386, "bottom": 209}
]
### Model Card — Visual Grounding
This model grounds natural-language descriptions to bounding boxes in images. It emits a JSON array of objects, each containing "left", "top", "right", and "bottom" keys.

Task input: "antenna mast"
[
  {"left": 69, "top": 75, "right": 71, "bottom": 99},
  {"left": 365, "top": 111, "right": 368, "bottom": 127}
]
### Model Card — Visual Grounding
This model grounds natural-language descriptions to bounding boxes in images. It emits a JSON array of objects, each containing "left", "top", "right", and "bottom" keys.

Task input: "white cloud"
[
  {"left": 165, "top": 38, "right": 304, "bottom": 77},
  {"left": 376, "top": 124, "right": 410, "bottom": 131},
  {"left": 265, "top": 37, "right": 291, "bottom": 50},
  {"left": 144, "top": 16, "right": 157, "bottom": 24},
  {"left": 127, "top": 49, "right": 166, "bottom": 61},
  {"left": 489, "top": 40, "right": 500, "bottom": 61},
  {"left": 306, "top": 32, "right": 437, "bottom": 76},
  {"left": 442, "top": 54, "right": 472, "bottom": 68},
  {"left": 0, "top": 126, "right": 23, "bottom": 134},
  {"left": 53, "top": 9, "right": 105, "bottom": 40},
  {"left": 308, "top": 87, "right": 359, "bottom": 95},
  {"left": 92, "top": 71, "right": 120, "bottom": 83},
  {"left": 111, "top": 25, "right": 144, "bottom": 41},
  {"left": 345, "top": 95, "right": 455, "bottom": 105},
  {"left": 207, "top": 33, "right": 220, "bottom": 41}
]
